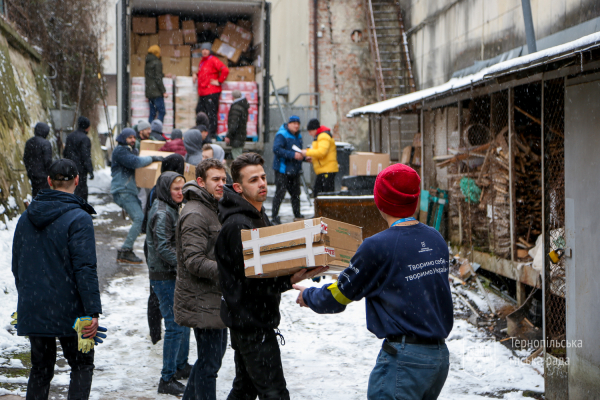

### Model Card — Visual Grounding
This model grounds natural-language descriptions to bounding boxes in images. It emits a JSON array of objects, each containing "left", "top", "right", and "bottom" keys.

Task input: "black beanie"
[
  {"left": 307, "top": 118, "right": 320, "bottom": 131},
  {"left": 78, "top": 116, "right": 91, "bottom": 130},
  {"left": 34, "top": 122, "right": 50, "bottom": 138},
  {"left": 161, "top": 154, "right": 185, "bottom": 175}
]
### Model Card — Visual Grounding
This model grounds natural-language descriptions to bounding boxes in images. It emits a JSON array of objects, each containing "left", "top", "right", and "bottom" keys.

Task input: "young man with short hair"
[
  {"left": 175, "top": 159, "right": 228, "bottom": 400},
  {"left": 12, "top": 159, "right": 104, "bottom": 400},
  {"left": 215, "top": 153, "right": 326, "bottom": 400},
  {"left": 147, "top": 172, "right": 190, "bottom": 396},
  {"left": 294, "top": 164, "right": 454, "bottom": 400}
]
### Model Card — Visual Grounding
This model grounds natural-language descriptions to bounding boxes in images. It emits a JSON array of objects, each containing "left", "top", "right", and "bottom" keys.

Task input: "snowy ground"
[{"left": 0, "top": 168, "right": 544, "bottom": 399}]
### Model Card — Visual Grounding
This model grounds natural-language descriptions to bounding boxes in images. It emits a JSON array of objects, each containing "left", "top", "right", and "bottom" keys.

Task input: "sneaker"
[
  {"left": 271, "top": 216, "right": 282, "bottom": 225},
  {"left": 173, "top": 363, "right": 193, "bottom": 380},
  {"left": 157, "top": 377, "right": 185, "bottom": 396},
  {"left": 117, "top": 249, "right": 143, "bottom": 264}
]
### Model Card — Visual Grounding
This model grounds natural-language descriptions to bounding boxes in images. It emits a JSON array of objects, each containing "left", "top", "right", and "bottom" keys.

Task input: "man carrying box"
[
  {"left": 111, "top": 128, "right": 164, "bottom": 264},
  {"left": 215, "top": 153, "right": 326, "bottom": 400},
  {"left": 193, "top": 43, "right": 229, "bottom": 140},
  {"left": 294, "top": 164, "right": 454, "bottom": 400}
]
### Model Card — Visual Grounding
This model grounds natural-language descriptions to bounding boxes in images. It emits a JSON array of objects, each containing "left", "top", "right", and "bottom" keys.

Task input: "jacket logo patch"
[{"left": 419, "top": 241, "right": 433, "bottom": 253}]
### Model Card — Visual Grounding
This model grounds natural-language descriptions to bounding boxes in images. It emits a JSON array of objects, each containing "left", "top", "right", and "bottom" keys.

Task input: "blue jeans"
[
  {"left": 149, "top": 97, "right": 166, "bottom": 122},
  {"left": 113, "top": 192, "right": 145, "bottom": 250},
  {"left": 150, "top": 279, "right": 191, "bottom": 382},
  {"left": 367, "top": 340, "right": 450, "bottom": 400},
  {"left": 183, "top": 328, "right": 227, "bottom": 400}
]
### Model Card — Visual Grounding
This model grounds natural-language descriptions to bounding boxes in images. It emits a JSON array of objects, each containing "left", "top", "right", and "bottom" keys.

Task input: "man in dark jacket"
[
  {"left": 23, "top": 122, "right": 53, "bottom": 197},
  {"left": 226, "top": 90, "right": 249, "bottom": 159},
  {"left": 146, "top": 45, "right": 168, "bottom": 122},
  {"left": 174, "top": 159, "right": 228, "bottom": 400},
  {"left": 147, "top": 172, "right": 190, "bottom": 396},
  {"left": 12, "top": 159, "right": 103, "bottom": 400},
  {"left": 271, "top": 115, "right": 306, "bottom": 224},
  {"left": 111, "top": 128, "right": 163, "bottom": 264},
  {"left": 294, "top": 164, "right": 454, "bottom": 400},
  {"left": 215, "top": 153, "right": 325, "bottom": 400},
  {"left": 63, "top": 116, "right": 94, "bottom": 202},
  {"left": 150, "top": 119, "right": 167, "bottom": 141}
]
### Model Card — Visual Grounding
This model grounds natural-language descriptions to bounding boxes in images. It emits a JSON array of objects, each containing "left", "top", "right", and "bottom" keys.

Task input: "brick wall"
[{"left": 309, "top": 0, "right": 377, "bottom": 150}]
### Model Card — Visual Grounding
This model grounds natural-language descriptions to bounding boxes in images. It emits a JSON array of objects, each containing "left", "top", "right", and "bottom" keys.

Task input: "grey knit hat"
[
  {"left": 137, "top": 121, "right": 151, "bottom": 131},
  {"left": 200, "top": 42, "right": 212, "bottom": 51}
]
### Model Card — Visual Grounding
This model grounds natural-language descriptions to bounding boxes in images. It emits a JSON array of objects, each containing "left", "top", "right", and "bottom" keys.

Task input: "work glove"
[
  {"left": 151, "top": 156, "right": 164, "bottom": 163},
  {"left": 73, "top": 317, "right": 95, "bottom": 354},
  {"left": 10, "top": 311, "right": 17, "bottom": 330},
  {"left": 89, "top": 172, "right": 94, "bottom": 180},
  {"left": 93, "top": 326, "right": 108, "bottom": 345}
]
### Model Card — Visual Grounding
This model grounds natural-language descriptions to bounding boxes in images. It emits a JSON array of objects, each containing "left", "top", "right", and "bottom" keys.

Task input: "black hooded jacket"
[
  {"left": 63, "top": 129, "right": 93, "bottom": 177},
  {"left": 216, "top": 185, "right": 293, "bottom": 331},
  {"left": 23, "top": 125, "right": 53, "bottom": 182},
  {"left": 227, "top": 98, "right": 249, "bottom": 148},
  {"left": 12, "top": 190, "right": 101, "bottom": 337}
]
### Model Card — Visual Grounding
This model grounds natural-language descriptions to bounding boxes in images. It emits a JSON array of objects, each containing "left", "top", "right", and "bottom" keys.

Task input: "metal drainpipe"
[
  {"left": 313, "top": 0, "right": 319, "bottom": 94},
  {"left": 521, "top": 0, "right": 537, "bottom": 53}
]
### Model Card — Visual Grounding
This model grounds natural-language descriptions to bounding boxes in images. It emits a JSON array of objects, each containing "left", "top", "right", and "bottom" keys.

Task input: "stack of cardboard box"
[
  {"left": 156, "top": 15, "right": 192, "bottom": 77},
  {"left": 130, "top": 77, "right": 174, "bottom": 135},
  {"left": 216, "top": 81, "right": 259, "bottom": 139},
  {"left": 175, "top": 76, "right": 198, "bottom": 131}
]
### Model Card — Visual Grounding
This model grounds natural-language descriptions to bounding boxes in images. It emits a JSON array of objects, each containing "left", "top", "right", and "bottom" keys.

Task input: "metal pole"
[
  {"left": 521, "top": 0, "right": 537, "bottom": 53},
  {"left": 270, "top": 75, "right": 286, "bottom": 123}
]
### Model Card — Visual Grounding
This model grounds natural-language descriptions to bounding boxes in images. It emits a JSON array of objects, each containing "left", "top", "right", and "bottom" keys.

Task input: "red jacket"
[
  {"left": 159, "top": 139, "right": 187, "bottom": 156},
  {"left": 196, "top": 55, "right": 229, "bottom": 97}
]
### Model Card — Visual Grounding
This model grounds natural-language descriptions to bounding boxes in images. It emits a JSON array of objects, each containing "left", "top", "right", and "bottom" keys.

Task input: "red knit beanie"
[{"left": 374, "top": 164, "right": 421, "bottom": 218}]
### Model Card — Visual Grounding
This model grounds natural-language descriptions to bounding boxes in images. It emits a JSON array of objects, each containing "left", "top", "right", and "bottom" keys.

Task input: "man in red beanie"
[{"left": 294, "top": 163, "right": 453, "bottom": 400}]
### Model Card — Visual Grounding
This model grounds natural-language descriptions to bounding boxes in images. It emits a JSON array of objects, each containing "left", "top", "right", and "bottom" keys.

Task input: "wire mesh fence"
[{"left": 543, "top": 78, "right": 567, "bottom": 359}]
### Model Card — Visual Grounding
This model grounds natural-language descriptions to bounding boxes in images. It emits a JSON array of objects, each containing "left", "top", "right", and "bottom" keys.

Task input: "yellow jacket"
[{"left": 306, "top": 129, "right": 339, "bottom": 175}]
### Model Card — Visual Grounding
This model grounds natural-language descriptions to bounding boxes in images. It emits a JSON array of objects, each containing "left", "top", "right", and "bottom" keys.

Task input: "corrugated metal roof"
[{"left": 348, "top": 30, "right": 600, "bottom": 117}]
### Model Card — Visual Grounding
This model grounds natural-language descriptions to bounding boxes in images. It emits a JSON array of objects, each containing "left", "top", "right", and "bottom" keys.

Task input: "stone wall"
[{"left": 0, "top": 20, "right": 104, "bottom": 222}]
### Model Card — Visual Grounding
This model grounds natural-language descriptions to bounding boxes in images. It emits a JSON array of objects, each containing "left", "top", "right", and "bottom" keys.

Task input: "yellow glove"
[{"left": 73, "top": 317, "right": 95, "bottom": 354}]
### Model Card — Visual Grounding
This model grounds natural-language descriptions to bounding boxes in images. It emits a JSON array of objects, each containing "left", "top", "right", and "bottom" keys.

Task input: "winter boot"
[
  {"left": 158, "top": 377, "right": 185, "bottom": 396},
  {"left": 173, "top": 363, "right": 193, "bottom": 380},
  {"left": 117, "top": 249, "right": 143, "bottom": 264},
  {"left": 272, "top": 216, "right": 282, "bottom": 225}
]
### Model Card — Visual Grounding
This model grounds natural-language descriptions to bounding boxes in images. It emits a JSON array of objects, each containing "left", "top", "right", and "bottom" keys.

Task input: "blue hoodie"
[
  {"left": 12, "top": 190, "right": 102, "bottom": 337},
  {"left": 111, "top": 130, "right": 153, "bottom": 196},
  {"left": 272, "top": 124, "right": 303, "bottom": 175}
]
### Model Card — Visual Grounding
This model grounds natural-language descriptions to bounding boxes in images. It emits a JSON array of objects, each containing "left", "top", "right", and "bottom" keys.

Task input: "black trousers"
[
  {"left": 74, "top": 175, "right": 88, "bottom": 202},
  {"left": 227, "top": 329, "right": 289, "bottom": 400},
  {"left": 31, "top": 177, "right": 50, "bottom": 198},
  {"left": 272, "top": 172, "right": 301, "bottom": 219},
  {"left": 27, "top": 336, "right": 94, "bottom": 400},
  {"left": 313, "top": 172, "right": 336, "bottom": 197},
  {"left": 196, "top": 92, "right": 220, "bottom": 139}
]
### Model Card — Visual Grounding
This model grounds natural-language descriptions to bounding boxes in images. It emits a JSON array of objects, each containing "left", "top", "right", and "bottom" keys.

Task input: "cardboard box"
[
  {"left": 212, "top": 39, "right": 242, "bottom": 63},
  {"left": 132, "top": 34, "right": 159, "bottom": 54},
  {"left": 136, "top": 150, "right": 196, "bottom": 188},
  {"left": 181, "top": 20, "right": 197, "bottom": 44},
  {"left": 158, "top": 15, "right": 179, "bottom": 30},
  {"left": 349, "top": 152, "right": 390, "bottom": 176},
  {"left": 132, "top": 17, "right": 156, "bottom": 34},
  {"left": 161, "top": 45, "right": 191, "bottom": 58},
  {"left": 159, "top": 30, "right": 184, "bottom": 46},
  {"left": 241, "top": 218, "right": 362, "bottom": 278},
  {"left": 400, "top": 146, "right": 412, "bottom": 165},
  {"left": 196, "top": 22, "right": 217, "bottom": 32},
  {"left": 226, "top": 66, "right": 255, "bottom": 82},
  {"left": 163, "top": 56, "right": 191, "bottom": 76},
  {"left": 130, "top": 54, "right": 145, "bottom": 77},
  {"left": 237, "top": 19, "right": 252, "bottom": 31},
  {"left": 411, "top": 146, "right": 422, "bottom": 166},
  {"left": 219, "top": 22, "right": 252, "bottom": 52},
  {"left": 140, "top": 140, "right": 167, "bottom": 152}
]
